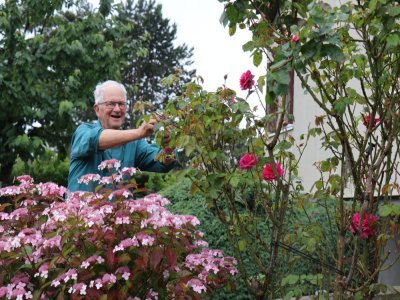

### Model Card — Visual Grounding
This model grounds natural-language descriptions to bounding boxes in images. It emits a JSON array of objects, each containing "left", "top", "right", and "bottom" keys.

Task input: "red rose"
[
  {"left": 240, "top": 70, "right": 255, "bottom": 90},
  {"left": 362, "top": 114, "right": 380, "bottom": 128},
  {"left": 239, "top": 154, "right": 258, "bottom": 170},
  {"left": 262, "top": 162, "right": 284, "bottom": 181},
  {"left": 291, "top": 35, "right": 299, "bottom": 42},
  {"left": 349, "top": 212, "right": 377, "bottom": 239}
]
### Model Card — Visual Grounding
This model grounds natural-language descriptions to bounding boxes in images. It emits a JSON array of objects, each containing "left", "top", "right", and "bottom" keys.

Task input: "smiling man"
[{"left": 67, "top": 80, "right": 176, "bottom": 192}]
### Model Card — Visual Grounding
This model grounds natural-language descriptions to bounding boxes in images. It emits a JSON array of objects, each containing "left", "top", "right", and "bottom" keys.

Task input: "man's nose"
[{"left": 112, "top": 104, "right": 122, "bottom": 112}]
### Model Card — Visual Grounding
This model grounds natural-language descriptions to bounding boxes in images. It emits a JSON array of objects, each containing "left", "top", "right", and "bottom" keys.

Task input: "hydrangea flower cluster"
[{"left": 0, "top": 160, "right": 237, "bottom": 299}]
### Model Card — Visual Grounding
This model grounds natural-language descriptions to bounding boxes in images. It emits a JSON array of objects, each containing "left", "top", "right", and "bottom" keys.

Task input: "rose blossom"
[
  {"left": 350, "top": 212, "right": 377, "bottom": 239},
  {"left": 262, "top": 162, "right": 284, "bottom": 181},
  {"left": 239, "top": 153, "right": 258, "bottom": 170},
  {"left": 240, "top": 70, "right": 255, "bottom": 90},
  {"left": 291, "top": 34, "right": 299, "bottom": 42},
  {"left": 362, "top": 114, "right": 380, "bottom": 129}
]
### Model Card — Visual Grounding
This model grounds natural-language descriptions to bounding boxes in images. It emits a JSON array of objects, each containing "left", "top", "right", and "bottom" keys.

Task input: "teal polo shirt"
[{"left": 68, "top": 121, "right": 175, "bottom": 192}]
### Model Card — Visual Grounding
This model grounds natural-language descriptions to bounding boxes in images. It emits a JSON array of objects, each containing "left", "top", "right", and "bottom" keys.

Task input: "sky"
[
  {"left": 154, "top": 0, "right": 259, "bottom": 96},
  {"left": 88, "top": 0, "right": 265, "bottom": 106}
]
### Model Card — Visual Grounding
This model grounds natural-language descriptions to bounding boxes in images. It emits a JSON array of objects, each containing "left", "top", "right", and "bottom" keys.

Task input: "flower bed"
[{"left": 0, "top": 161, "right": 237, "bottom": 299}]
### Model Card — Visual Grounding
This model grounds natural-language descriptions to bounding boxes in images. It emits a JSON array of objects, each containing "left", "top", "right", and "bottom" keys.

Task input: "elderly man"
[{"left": 68, "top": 80, "right": 175, "bottom": 192}]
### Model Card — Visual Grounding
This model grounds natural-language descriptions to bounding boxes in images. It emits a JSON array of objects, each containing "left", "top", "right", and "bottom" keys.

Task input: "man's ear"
[{"left": 93, "top": 104, "right": 100, "bottom": 117}]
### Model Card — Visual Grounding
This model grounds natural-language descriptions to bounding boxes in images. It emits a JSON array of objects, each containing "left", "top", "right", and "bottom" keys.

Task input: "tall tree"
[
  {"left": 0, "top": 0, "right": 141, "bottom": 185},
  {"left": 117, "top": 0, "right": 194, "bottom": 127}
]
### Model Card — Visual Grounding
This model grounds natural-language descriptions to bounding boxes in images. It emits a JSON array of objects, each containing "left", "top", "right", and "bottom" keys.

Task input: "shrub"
[
  {"left": 0, "top": 160, "right": 237, "bottom": 299},
  {"left": 11, "top": 149, "right": 69, "bottom": 187}
]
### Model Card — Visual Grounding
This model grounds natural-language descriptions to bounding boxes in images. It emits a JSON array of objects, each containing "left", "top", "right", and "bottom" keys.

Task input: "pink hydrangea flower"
[
  {"left": 35, "top": 182, "right": 67, "bottom": 197},
  {"left": 262, "top": 162, "right": 284, "bottom": 181},
  {"left": 239, "top": 153, "right": 258, "bottom": 170},
  {"left": 240, "top": 70, "right": 255, "bottom": 90},
  {"left": 350, "top": 212, "right": 377, "bottom": 239},
  {"left": 98, "top": 159, "right": 121, "bottom": 171},
  {"left": 187, "top": 278, "right": 207, "bottom": 294},
  {"left": 78, "top": 174, "right": 101, "bottom": 184},
  {"left": 16, "top": 175, "right": 34, "bottom": 184},
  {"left": 120, "top": 167, "right": 137, "bottom": 176},
  {"left": 362, "top": 114, "right": 380, "bottom": 129}
]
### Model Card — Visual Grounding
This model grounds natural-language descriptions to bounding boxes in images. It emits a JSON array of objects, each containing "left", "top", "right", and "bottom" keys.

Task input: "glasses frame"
[{"left": 97, "top": 101, "right": 127, "bottom": 109}]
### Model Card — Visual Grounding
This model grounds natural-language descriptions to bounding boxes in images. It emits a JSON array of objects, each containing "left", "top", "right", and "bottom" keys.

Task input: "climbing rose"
[
  {"left": 262, "top": 162, "right": 284, "bottom": 181},
  {"left": 362, "top": 114, "right": 380, "bottom": 129},
  {"left": 239, "top": 154, "right": 258, "bottom": 170},
  {"left": 240, "top": 70, "right": 255, "bottom": 90},
  {"left": 291, "top": 34, "right": 299, "bottom": 42},
  {"left": 350, "top": 212, "right": 377, "bottom": 239}
]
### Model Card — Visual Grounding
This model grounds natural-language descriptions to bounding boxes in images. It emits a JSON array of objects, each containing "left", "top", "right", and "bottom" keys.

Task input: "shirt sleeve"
[
  {"left": 70, "top": 124, "right": 104, "bottom": 159},
  {"left": 134, "top": 139, "right": 175, "bottom": 173}
]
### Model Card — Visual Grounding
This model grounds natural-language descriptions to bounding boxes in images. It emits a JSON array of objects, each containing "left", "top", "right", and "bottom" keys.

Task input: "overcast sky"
[
  {"left": 155, "top": 0, "right": 262, "bottom": 97},
  {"left": 87, "top": 0, "right": 265, "bottom": 106}
]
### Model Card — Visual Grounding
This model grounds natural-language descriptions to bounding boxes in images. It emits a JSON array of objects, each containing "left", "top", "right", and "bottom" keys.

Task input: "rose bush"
[{"left": 0, "top": 160, "right": 237, "bottom": 299}]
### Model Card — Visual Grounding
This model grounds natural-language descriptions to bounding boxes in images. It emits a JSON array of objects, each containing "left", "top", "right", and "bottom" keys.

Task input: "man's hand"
[{"left": 138, "top": 117, "right": 157, "bottom": 139}]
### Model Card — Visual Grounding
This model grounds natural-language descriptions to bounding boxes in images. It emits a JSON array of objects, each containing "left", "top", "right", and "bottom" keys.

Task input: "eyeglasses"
[{"left": 98, "top": 101, "right": 127, "bottom": 109}]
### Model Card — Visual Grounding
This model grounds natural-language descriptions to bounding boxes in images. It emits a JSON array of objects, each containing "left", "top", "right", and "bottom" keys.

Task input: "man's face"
[{"left": 94, "top": 84, "right": 126, "bottom": 129}]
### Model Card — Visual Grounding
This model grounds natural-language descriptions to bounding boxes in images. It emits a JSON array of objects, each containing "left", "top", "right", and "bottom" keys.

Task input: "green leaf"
[
  {"left": 277, "top": 140, "right": 292, "bottom": 150},
  {"left": 320, "top": 160, "right": 330, "bottom": 172},
  {"left": 242, "top": 40, "right": 255, "bottom": 52},
  {"left": 379, "top": 205, "right": 392, "bottom": 217},
  {"left": 270, "top": 59, "right": 289, "bottom": 71},
  {"left": 257, "top": 75, "right": 266, "bottom": 92},
  {"left": 58, "top": 100, "right": 73, "bottom": 116},
  {"left": 333, "top": 99, "right": 346, "bottom": 115},
  {"left": 12, "top": 134, "right": 30, "bottom": 148},
  {"left": 369, "top": 0, "right": 378, "bottom": 10},
  {"left": 281, "top": 274, "right": 300, "bottom": 286},
  {"left": 238, "top": 239, "right": 247, "bottom": 251},
  {"left": 387, "top": 34, "right": 400, "bottom": 48},
  {"left": 253, "top": 50, "right": 263, "bottom": 67},
  {"left": 323, "top": 44, "right": 344, "bottom": 62}
]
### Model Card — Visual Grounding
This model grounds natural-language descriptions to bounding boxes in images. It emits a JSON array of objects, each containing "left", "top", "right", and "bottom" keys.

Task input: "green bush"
[
  {"left": 160, "top": 177, "right": 338, "bottom": 299},
  {"left": 11, "top": 149, "right": 69, "bottom": 187}
]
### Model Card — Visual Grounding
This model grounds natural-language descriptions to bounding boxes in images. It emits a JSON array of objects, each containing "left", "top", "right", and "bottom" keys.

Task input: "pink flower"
[
  {"left": 350, "top": 212, "right": 377, "bottom": 239},
  {"left": 291, "top": 34, "right": 299, "bottom": 42},
  {"left": 362, "top": 114, "right": 380, "bottom": 129},
  {"left": 239, "top": 70, "right": 255, "bottom": 90},
  {"left": 78, "top": 174, "right": 101, "bottom": 184},
  {"left": 98, "top": 159, "right": 121, "bottom": 171},
  {"left": 187, "top": 278, "right": 207, "bottom": 294},
  {"left": 262, "top": 162, "right": 284, "bottom": 181},
  {"left": 16, "top": 175, "right": 34, "bottom": 184},
  {"left": 35, "top": 182, "right": 67, "bottom": 197},
  {"left": 239, "top": 153, "right": 258, "bottom": 170}
]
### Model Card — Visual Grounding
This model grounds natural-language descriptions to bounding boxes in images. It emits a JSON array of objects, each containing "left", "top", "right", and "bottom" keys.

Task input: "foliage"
[
  {"left": 161, "top": 176, "right": 340, "bottom": 299},
  {"left": 0, "top": 0, "right": 191, "bottom": 185},
  {"left": 0, "top": 160, "right": 237, "bottom": 299},
  {"left": 149, "top": 0, "right": 400, "bottom": 297},
  {"left": 0, "top": 0, "right": 140, "bottom": 185},
  {"left": 117, "top": 0, "right": 194, "bottom": 128},
  {"left": 11, "top": 149, "right": 69, "bottom": 187}
]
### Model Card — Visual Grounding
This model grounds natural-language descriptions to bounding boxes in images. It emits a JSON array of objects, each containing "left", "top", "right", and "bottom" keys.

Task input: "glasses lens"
[{"left": 101, "top": 101, "right": 126, "bottom": 109}]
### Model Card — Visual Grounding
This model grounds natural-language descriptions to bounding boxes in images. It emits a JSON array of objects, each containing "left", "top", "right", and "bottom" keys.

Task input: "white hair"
[{"left": 93, "top": 80, "right": 127, "bottom": 104}]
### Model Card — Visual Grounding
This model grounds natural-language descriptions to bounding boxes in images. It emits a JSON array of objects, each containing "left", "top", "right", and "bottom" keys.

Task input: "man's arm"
[{"left": 98, "top": 118, "right": 156, "bottom": 150}]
